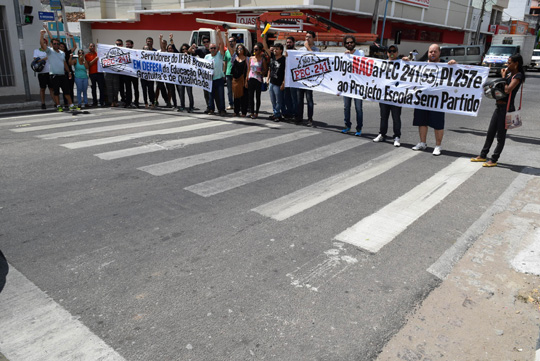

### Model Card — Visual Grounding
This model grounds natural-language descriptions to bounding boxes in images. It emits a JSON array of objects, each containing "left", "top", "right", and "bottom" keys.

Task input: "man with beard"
[
  {"left": 282, "top": 36, "right": 297, "bottom": 120},
  {"left": 340, "top": 35, "right": 365, "bottom": 136}
]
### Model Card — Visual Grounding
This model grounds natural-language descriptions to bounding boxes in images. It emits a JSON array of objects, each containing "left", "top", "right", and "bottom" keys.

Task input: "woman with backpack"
[{"left": 471, "top": 53, "right": 525, "bottom": 167}]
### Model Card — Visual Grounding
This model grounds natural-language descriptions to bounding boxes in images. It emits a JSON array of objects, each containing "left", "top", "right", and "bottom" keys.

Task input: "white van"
[
  {"left": 531, "top": 49, "right": 540, "bottom": 70},
  {"left": 419, "top": 45, "right": 483, "bottom": 65}
]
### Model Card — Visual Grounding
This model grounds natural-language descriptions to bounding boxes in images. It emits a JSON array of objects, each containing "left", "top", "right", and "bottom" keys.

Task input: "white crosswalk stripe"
[
  {"left": 0, "top": 108, "right": 110, "bottom": 125},
  {"left": 252, "top": 148, "right": 419, "bottom": 220},
  {"left": 10, "top": 112, "right": 152, "bottom": 132},
  {"left": 333, "top": 158, "right": 481, "bottom": 253},
  {"left": 185, "top": 137, "right": 366, "bottom": 197},
  {"left": 95, "top": 124, "right": 281, "bottom": 160},
  {"left": 138, "top": 130, "right": 318, "bottom": 176},
  {"left": 36, "top": 116, "right": 191, "bottom": 139},
  {"left": 61, "top": 121, "right": 231, "bottom": 149}
]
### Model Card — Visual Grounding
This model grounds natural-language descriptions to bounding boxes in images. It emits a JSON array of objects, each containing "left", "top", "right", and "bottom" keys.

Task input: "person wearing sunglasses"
[
  {"left": 204, "top": 27, "right": 227, "bottom": 116},
  {"left": 39, "top": 29, "right": 77, "bottom": 111},
  {"left": 340, "top": 35, "right": 365, "bottom": 136},
  {"left": 246, "top": 42, "right": 267, "bottom": 119},
  {"left": 373, "top": 44, "right": 403, "bottom": 147}
]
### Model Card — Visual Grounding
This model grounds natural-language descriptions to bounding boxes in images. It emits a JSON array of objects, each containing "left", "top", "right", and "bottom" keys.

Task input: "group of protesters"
[{"left": 34, "top": 24, "right": 525, "bottom": 164}]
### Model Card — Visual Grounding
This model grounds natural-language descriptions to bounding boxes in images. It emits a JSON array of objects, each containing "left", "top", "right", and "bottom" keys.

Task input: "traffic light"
[{"left": 22, "top": 5, "right": 33, "bottom": 25}]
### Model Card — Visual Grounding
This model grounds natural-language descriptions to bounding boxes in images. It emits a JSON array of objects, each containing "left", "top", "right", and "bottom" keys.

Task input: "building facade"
[{"left": 81, "top": 0, "right": 489, "bottom": 56}]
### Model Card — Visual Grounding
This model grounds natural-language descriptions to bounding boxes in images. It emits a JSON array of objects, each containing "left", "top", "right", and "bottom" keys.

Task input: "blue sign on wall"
[
  {"left": 49, "top": 0, "right": 62, "bottom": 10},
  {"left": 38, "top": 11, "right": 55, "bottom": 21}
]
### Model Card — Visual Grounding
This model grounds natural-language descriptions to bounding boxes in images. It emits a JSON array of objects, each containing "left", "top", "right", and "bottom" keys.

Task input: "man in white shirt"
[
  {"left": 296, "top": 31, "right": 319, "bottom": 127},
  {"left": 33, "top": 38, "right": 54, "bottom": 109},
  {"left": 340, "top": 35, "right": 365, "bottom": 136}
]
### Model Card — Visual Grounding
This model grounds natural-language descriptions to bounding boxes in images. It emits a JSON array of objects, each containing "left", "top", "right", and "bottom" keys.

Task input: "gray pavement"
[{"left": 1, "top": 73, "right": 540, "bottom": 360}]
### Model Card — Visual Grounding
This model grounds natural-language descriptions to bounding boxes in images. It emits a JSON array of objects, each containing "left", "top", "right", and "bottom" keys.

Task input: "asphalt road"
[{"left": 1, "top": 72, "right": 539, "bottom": 361}]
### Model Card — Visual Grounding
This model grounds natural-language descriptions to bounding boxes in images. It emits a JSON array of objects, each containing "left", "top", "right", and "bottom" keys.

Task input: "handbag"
[
  {"left": 261, "top": 81, "right": 268, "bottom": 92},
  {"left": 505, "top": 76, "right": 523, "bottom": 130}
]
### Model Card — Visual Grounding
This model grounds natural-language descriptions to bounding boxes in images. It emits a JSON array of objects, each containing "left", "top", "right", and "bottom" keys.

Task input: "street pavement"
[{"left": 1, "top": 72, "right": 540, "bottom": 361}]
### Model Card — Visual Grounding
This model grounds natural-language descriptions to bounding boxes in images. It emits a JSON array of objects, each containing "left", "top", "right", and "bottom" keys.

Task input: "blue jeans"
[
  {"left": 283, "top": 87, "right": 297, "bottom": 118},
  {"left": 75, "top": 77, "right": 88, "bottom": 106},
  {"left": 296, "top": 88, "right": 313, "bottom": 121},
  {"left": 209, "top": 77, "right": 225, "bottom": 111},
  {"left": 269, "top": 83, "right": 284, "bottom": 117},
  {"left": 226, "top": 75, "right": 234, "bottom": 107},
  {"left": 343, "top": 96, "right": 363, "bottom": 131}
]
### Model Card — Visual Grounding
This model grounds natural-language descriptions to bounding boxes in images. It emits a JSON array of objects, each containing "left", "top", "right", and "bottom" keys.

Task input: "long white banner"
[
  {"left": 285, "top": 50, "right": 490, "bottom": 116},
  {"left": 97, "top": 44, "right": 214, "bottom": 92}
]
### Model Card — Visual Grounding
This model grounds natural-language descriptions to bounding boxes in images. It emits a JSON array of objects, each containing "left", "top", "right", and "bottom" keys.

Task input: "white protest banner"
[
  {"left": 285, "top": 51, "right": 490, "bottom": 116},
  {"left": 97, "top": 44, "right": 214, "bottom": 92}
]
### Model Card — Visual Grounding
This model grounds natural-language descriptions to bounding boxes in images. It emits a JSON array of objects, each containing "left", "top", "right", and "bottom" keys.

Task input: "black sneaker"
[
  {"left": 306, "top": 119, "right": 313, "bottom": 127},
  {"left": 41, "top": 104, "right": 46, "bottom": 110},
  {"left": 219, "top": 110, "right": 227, "bottom": 116}
]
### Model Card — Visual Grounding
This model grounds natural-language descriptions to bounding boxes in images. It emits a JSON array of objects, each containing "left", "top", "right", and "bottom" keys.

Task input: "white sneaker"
[
  {"left": 433, "top": 146, "right": 442, "bottom": 156},
  {"left": 412, "top": 142, "right": 427, "bottom": 151},
  {"left": 393, "top": 137, "right": 401, "bottom": 147},
  {"left": 373, "top": 134, "right": 385, "bottom": 142}
]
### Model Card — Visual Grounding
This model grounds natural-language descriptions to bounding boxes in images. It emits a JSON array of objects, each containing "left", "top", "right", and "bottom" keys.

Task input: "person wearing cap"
[
  {"left": 373, "top": 44, "right": 402, "bottom": 146},
  {"left": 340, "top": 35, "right": 365, "bottom": 136},
  {"left": 404, "top": 44, "right": 456, "bottom": 156}
]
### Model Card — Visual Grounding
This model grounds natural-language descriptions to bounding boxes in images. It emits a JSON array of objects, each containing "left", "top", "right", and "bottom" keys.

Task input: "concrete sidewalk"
[
  {"left": 0, "top": 94, "right": 51, "bottom": 112},
  {"left": 378, "top": 168, "right": 540, "bottom": 361}
]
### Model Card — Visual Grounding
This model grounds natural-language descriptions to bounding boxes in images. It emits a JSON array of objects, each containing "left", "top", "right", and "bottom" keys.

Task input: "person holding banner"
[
  {"left": 124, "top": 40, "right": 140, "bottom": 108},
  {"left": 341, "top": 35, "right": 364, "bottom": 136},
  {"left": 374, "top": 44, "right": 402, "bottom": 146},
  {"left": 85, "top": 43, "right": 106, "bottom": 107},
  {"left": 296, "top": 31, "right": 320, "bottom": 127},
  {"left": 205, "top": 28, "right": 227, "bottom": 116},
  {"left": 282, "top": 36, "right": 298, "bottom": 120},
  {"left": 140, "top": 45, "right": 156, "bottom": 109},
  {"left": 471, "top": 54, "right": 525, "bottom": 167},
  {"left": 178, "top": 43, "right": 195, "bottom": 113},
  {"left": 406, "top": 44, "right": 456, "bottom": 156}
]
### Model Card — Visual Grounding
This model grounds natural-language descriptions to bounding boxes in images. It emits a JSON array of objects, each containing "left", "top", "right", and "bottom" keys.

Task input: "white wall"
[{"left": 502, "top": 0, "right": 531, "bottom": 21}]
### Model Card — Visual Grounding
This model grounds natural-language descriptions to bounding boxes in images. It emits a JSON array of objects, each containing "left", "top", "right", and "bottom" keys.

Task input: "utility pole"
[
  {"left": 329, "top": 0, "right": 334, "bottom": 21},
  {"left": 13, "top": 0, "right": 32, "bottom": 101},
  {"left": 371, "top": 0, "right": 381, "bottom": 35},
  {"left": 475, "top": 0, "right": 487, "bottom": 45}
]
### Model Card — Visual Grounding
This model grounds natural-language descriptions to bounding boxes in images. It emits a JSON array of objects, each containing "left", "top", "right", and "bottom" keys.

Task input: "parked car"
[{"left": 419, "top": 45, "right": 483, "bottom": 65}]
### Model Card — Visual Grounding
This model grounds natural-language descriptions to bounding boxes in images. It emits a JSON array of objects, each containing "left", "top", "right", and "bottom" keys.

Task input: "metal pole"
[
  {"left": 12, "top": 0, "right": 32, "bottom": 101},
  {"left": 380, "top": 0, "right": 390, "bottom": 45},
  {"left": 475, "top": 0, "right": 486, "bottom": 45},
  {"left": 371, "top": 0, "right": 381, "bottom": 35},
  {"left": 329, "top": 0, "right": 334, "bottom": 22}
]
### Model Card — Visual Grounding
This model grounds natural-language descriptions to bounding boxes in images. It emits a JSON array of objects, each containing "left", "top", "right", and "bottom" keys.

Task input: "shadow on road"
[
  {"left": 0, "top": 250, "right": 8, "bottom": 294},
  {"left": 451, "top": 127, "right": 540, "bottom": 147}
]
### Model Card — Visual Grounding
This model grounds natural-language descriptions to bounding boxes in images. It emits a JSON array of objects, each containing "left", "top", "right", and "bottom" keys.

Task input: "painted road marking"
[
  {"left": 0, "top": 108, "right": 111, "bottom": 126},
  {"left": 185, "top": 138, "right": 365, "bottom": 197},
  {"left": 61, "top": 121, "right": 231, "bottom": 149},
  {"left": 334, "top": 158, "right": 481, "bottom": 253},
  {"left": 139, "top": 130, "right": 318, "bottom": 176},
  {"left": 428, "top": 167, "right": 540, "bottom": 279},
  {"left": 10, "top": 112, "right": 151, "bottom": 132},
  {"left": 96, "top": 125, "right": 281, "bottom": 160},
  {"left": 36, "top": 117, "right": 191, "bottom": 139},
  {"left": 252, "top": 148, "right": 418, "bottom": 220},
  {"left": 0, "top": 266, "right": 125, "bottom": 361}
]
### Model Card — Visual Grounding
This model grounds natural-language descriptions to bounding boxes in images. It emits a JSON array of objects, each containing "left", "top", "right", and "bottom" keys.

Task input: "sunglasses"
[
  {"left": 345, "top": 41, "right": 355, "bottom": 45},
  {"left": 388, "top": 49, "right": 397, "bottom": 53},
  {"left": 116, "top": 44, "right": 122, "bottom": 46},
  {"left": 181, "top": 48, "right": 188, "bottom": 51},
  {"left": 203, "top": 41, "right": 209, "bottom": 44},
  {"left": 52, "top": 43, "right": 60, "bottom": 45},
  {"left": 254, "top": 48, "right": 260, "bottom": 51},
  {"left": 210, "top": 47, "right": 216, "bottom": 50}
]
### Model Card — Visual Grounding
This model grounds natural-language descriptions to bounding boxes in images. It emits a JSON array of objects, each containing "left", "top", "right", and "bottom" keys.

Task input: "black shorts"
[
  {"left": 50, "top": 74, "right": 70, "bottom": 96},
  {"left": 38, "top": 73, "right": 52, "bottom": 89},
  {"left": 413, "top": 108, "right": 445, "bottom": 130}
]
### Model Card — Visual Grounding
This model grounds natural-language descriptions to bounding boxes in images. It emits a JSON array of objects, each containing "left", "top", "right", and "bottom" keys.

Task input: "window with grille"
[{"left": 0, "top": 6, "right": 15, "bottom": 87}]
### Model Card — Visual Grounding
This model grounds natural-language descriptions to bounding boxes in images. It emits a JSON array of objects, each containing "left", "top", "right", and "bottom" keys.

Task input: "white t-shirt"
[
  {"left": 33, "top": 48, "right": 50, "bottom": 73},
  {"left": 349, "top": 49, "right": 365, "bottom": 57}
]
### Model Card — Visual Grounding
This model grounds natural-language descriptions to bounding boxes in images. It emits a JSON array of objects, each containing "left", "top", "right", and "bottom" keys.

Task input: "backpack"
[{"left": 31, "top": 57, "right": 45, "bottom": 73}]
